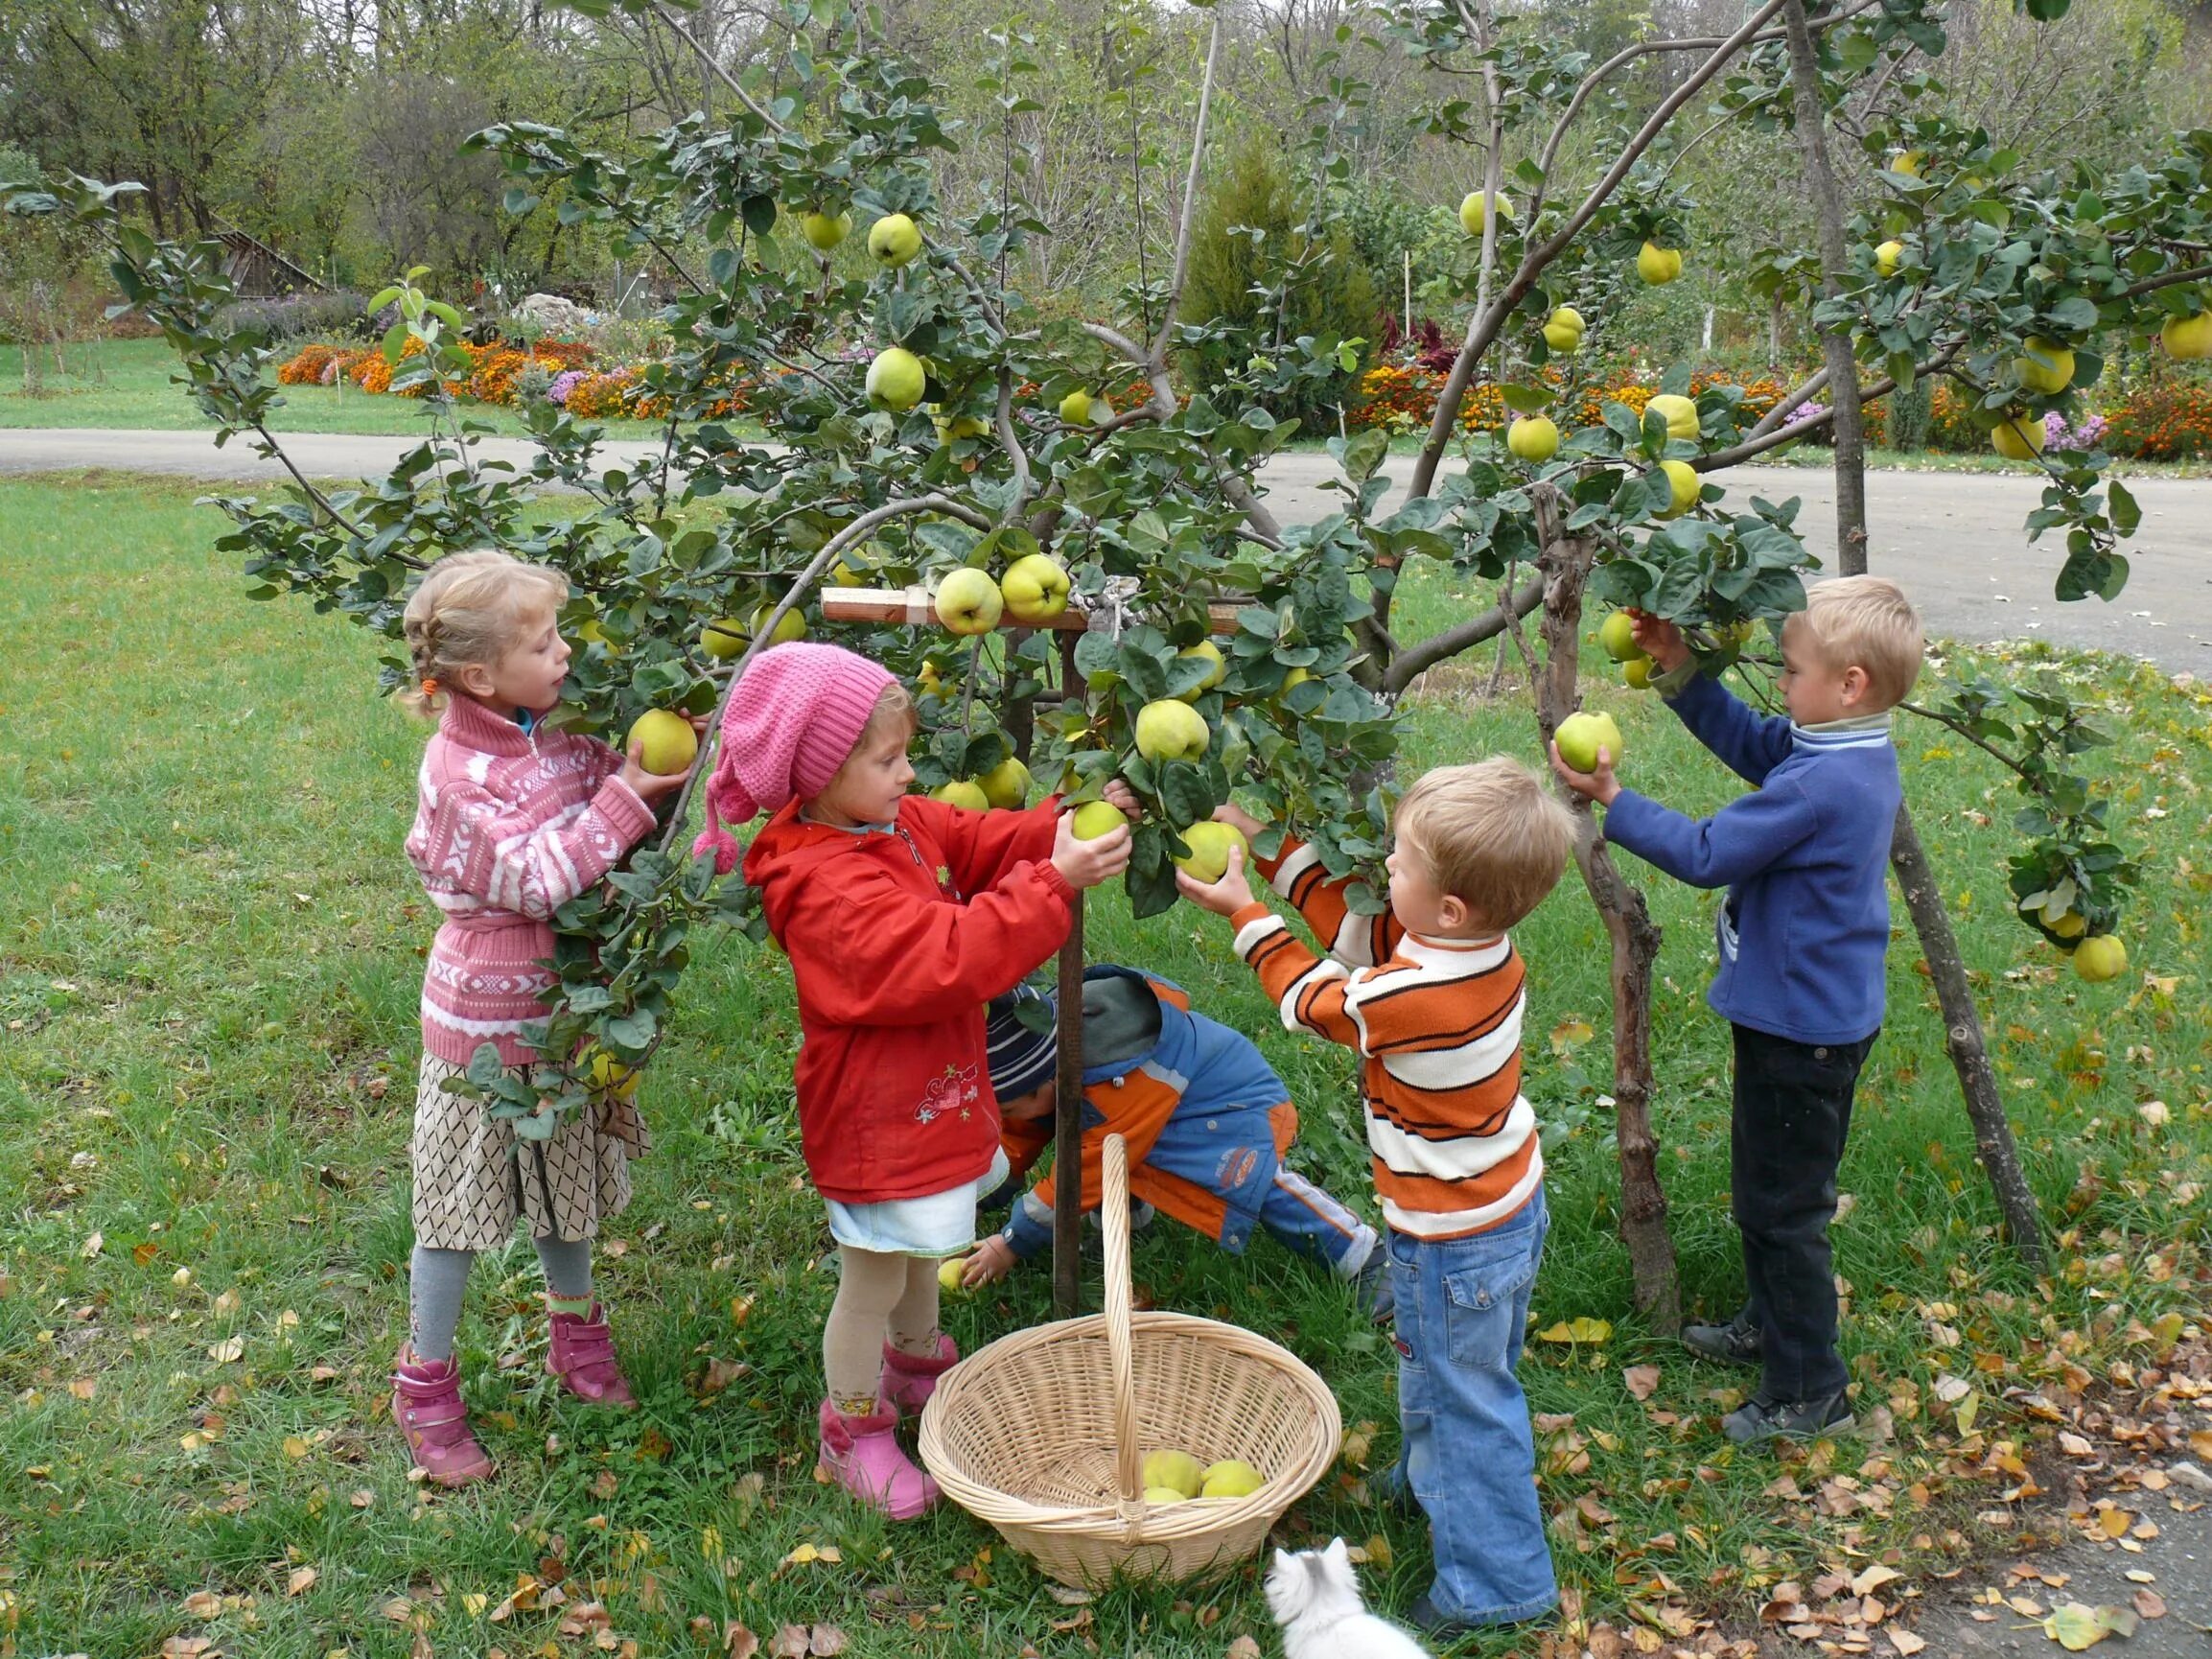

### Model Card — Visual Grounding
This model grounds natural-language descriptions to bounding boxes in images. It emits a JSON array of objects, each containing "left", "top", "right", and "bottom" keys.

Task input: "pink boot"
[
  {"left": 818, "top": 1397, "right": 940, "bottom": 1520},
  {"left": 877, "top": 1335, "right": 960, "bottom": 1418},
  {"left": 392, "top": 1346, "right": 495, "bottom": 1487},
  {"left": 546, "top": 1301, "right": 637, "bottom": 1409}
]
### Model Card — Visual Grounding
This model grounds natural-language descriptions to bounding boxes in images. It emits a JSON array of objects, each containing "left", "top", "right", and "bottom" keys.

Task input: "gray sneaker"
[
  {"left": 1723, "top": 1390, "right": 1852, "bottom": 1445},
  {"left": 1682, "top": 1308, "right": 1762, "bottom": 1366}
]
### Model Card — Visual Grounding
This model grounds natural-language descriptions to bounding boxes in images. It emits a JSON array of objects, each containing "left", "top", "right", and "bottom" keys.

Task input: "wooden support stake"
[
  {"left": 817, "top": 587, "right": 1246, "bottom": 636},
  {"left": 1052, "top": 898, "right": 1086, "bottom": 1318}
]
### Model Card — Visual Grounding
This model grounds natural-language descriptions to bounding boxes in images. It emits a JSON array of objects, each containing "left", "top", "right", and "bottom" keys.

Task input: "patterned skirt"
[{"left": 409, "top": 1053, "right": 650, "bottom": 1250}]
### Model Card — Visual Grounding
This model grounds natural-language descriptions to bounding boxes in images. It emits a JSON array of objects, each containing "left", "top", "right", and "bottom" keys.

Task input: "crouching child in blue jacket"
[{"left": 954, "top": 964, "right": 1390, "bottom": 1320}]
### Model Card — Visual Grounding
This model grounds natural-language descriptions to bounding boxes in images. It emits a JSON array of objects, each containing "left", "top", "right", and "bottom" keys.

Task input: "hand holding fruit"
[
  {"left": 1176, "top": 840, "right": 1256, "bottom": 917},
  {"left": 1101, "top": 777, "right": 1142, "bottom": 819},
  {"left": 620, "top": 709, "right": 702, "bottom": 801},
  {"left": 1052, "top": 808, "right": 1132, "bottom": 890},
  {"left": 1548, "top": 729, "right": 1621, "bottom": 807},
  {"left": 957, "top": 1234, "right": 1016, "bottom": 1289},
  {"left": 1626, "top": 612, "right": 1689, "bottom": 672},
  {"left": 1210, "top": 800, "right": 1266, "bottom": 843}
]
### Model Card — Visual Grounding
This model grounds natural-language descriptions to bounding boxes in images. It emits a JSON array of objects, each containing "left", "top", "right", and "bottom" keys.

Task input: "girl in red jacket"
[{"left": 692, "top": 643, "right": 1131, "bottom": 1519}]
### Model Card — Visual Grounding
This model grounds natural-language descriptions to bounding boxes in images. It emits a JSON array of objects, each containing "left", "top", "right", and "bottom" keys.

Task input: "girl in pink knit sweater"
[{"left": 391, "top": 550, "right": 693, "bottom": 1487}]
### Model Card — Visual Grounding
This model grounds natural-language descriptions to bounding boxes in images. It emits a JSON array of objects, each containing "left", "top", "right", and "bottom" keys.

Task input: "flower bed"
[
  {"left": 1347, "top": 363, "right": 1783, "bottom": 435},
  {"left": 278, "top": 335, "right": 751, "bottom": 422}
]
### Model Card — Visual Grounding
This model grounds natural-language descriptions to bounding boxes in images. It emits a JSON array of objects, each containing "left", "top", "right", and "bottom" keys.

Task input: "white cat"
[{"left": 1264, "top": 1538, "right": 1433, "bottom": 1659}]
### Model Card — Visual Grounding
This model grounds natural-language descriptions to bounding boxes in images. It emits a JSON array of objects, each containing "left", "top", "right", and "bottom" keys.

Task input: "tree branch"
[
  {"left": 1384, "top": 573, "right": 1546, "bottom": 693},
  {"left": 651, "top": 2, "right": 786, "bottom": 134},
  {"left": 1153, "top": 9, "right": 1222, "bottom": 360},
  {"left": 994, "top": 364, "right": 1035, "bottom": 520}
]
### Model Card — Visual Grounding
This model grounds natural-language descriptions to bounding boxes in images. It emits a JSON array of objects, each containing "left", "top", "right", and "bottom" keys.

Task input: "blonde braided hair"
[{"left": 396, "top": 549, "right": 570, "bottom": 718}]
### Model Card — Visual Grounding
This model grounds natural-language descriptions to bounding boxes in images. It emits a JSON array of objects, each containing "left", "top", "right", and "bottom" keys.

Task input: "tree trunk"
[
  {"left": 1053, "top": 894, "right": 1087, "bottom": 1316},
  {"left": 1530, "top": 487, "right": 1680, "bottom": 1332},
  {"left": 1780, "top": 2, "right": 2045, "bottom": 1267},
  {"left": 1780, "top": 0, "right": 1870, "bottom": 574},
  {"left": 1888, "top": 807, "right": 2047, "bottom": 1265}
]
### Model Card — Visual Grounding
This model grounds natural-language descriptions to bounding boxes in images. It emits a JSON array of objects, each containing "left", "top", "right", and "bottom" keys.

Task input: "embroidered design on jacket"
[{"left": 915, "top": 1062, "right": 981, "bottom": 1125}]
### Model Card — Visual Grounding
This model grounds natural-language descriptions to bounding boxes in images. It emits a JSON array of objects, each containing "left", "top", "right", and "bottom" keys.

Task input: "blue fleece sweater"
[{"left": 1601, "top": 673, "right": 1900, "bottom": 1045}]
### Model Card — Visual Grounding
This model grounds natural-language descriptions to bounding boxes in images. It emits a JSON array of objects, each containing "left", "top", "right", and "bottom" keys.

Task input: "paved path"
[{"left": 6, "top": 428, "right": 2206, "bottom": 671}]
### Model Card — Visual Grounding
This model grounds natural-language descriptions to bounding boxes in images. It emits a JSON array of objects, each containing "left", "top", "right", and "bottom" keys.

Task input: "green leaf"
[
  {"left": 741, "top": 194, "right": 779, "bottom": 236},
  {"left": 2107, "top": 479, "right": 2139, "bottom": 537},
  {"left": 1500, "top": 382, "right": 1552, "bottom": 415},
  {"left": 381, "top": 321, "right": 407, "bottom": 364}
]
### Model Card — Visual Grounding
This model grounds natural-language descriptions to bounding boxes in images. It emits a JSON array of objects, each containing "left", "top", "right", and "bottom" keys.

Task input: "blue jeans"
[{"left": 1388, "top": 1188, "right": 1556, "bottom": 1625}]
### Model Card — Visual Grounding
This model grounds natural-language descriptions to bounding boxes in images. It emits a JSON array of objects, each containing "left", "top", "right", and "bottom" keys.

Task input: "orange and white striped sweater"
[{"left": 1229, "top": 837, "right": 1542, "bottom": 1240}]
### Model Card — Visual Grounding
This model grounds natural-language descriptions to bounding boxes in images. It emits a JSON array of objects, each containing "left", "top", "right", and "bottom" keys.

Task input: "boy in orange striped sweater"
[{"left": 1177, "top": 759, "right": 1577, "bottom": 1639}]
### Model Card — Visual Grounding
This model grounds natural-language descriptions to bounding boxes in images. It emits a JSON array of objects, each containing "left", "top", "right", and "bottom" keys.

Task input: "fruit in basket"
[
  {"left": 1142, "top": 1486, "right": 1189, "bottom": 1506},
  {"left": 1200, "top": 1459, "right": 1266, "bottom": 1498},
  {"left": 1141, "top": 1448, "right": 1203, "bottom": 1499}
]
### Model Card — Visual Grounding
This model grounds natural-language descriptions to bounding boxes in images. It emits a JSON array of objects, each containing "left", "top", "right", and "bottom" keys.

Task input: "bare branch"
[
  {"left": 652, "top": 2, "right": 786, "bottom": 135},
  {"left": 1748, "top": 365, "right": 1829, "bottom": 440},
  {"left": 2117, "top": 262, "right": 2212, "bottom": 301},
  {"left": 1384, "top": 574, "right": 1546, "bottom": 693},
  {"left": 1153, "top": 10, "right": 1222, "bottom": 360},
  {"left": 994, "top": 365, "right": 1035, "bottom": 520}
]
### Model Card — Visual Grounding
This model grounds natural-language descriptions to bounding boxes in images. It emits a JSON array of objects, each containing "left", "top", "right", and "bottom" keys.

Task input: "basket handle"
[{"left": 1102, "top": 1133, "right": 1144, "bottom": 1509}]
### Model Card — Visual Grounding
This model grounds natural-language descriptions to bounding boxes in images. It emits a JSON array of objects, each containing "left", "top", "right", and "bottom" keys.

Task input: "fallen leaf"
[
  {"left": 207, "top": 1336, "right": 244, "bottom": 1364},
  {"left": 722, "top": 1624, "right": 760, "bottom": 1659},
  {"left": 159, "top": 1640, "right": 217, "bottom": 1659},
  {"left": 283, "top": 1436, "right": 310, "bottom": 1460},
  {"left": 1538, "top": 1317, "right": 1612, "bottom": 1344},
  {"left": 81, "top": 1230, "right": 104, "bottom": 1259},
  {"left": 68, "top": 1377, "right": 96, "bottom": 1400},
  {"left": 1623, "top": 1364, "right": 1660, "bottom": 1401},
  {"left": 287, "top": 1566, "right": 317, "bottom": 1596},
  {"left": 1549, "top": 1017, "right": 1595, "bottom": 1055},
  {"left": 2041, "top": 1603, "right": 2138, "bottom": 1651},
  {"left": 1225, "top": 1640, "right": 1263, "bottom": 1659},
  {"left": 1852, "top": 1564, "right": 1901, "bottom": 1598},
  {"left": 808, "top": 1625, "right": 847, "bottom": 1655},
  {"left": 2132, "top": 1589, "right": 2165, "bottom": 1620},
  {"left": 349, "top": 1488, "right": 374, "bottom": 1508},
  {"left": 182, "top": 1590, "right": 222, "bottom": 1617},
  {"left": 1886, "top": 1632, "right": 1926, "bottom": 1656},
  {"left": 768, "top": 1627, "right": 809, "bottom": 1659}
]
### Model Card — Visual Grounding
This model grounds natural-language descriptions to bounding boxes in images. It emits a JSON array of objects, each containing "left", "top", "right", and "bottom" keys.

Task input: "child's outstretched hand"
[
  {"left": 959, "top": 1234, "right": 1016, "bottom": 1289},
  {"left": 619, "top": 736, "right": 695, "bottom": 803},
  {"left": 1630, "top": 611, "right": 1691, "bottom": 672},
  {"left": 1548, "top": 740, "right": 1621, "bottom": 806},
  {"left": 1211, "top": 801, "right": 1266, "bottom": 842},
  {"left": 1051, "top": 809, "right": 1132, "bottom": 890},
  {"left": 1177, "top": 841, "right": 1258, "bottom": 916},
  {"left": 1101, "top": 777, "right": 1142, "bottom": 819}
]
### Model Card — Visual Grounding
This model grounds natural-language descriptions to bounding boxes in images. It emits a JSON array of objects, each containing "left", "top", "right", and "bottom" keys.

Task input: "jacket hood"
[{"left": 744, "top": 806, "right": 928, "bottom": 933}]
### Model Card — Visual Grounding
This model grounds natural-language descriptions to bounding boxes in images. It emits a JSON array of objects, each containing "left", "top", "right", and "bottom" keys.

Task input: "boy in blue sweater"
[{"left": 1550, "top": 575, "right": 1924, "bottom": 1445}]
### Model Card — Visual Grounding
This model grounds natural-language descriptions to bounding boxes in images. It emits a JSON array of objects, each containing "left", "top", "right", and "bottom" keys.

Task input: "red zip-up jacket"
[{"left": 745, "top": 794, "right": 1073, "bottom": 1203}]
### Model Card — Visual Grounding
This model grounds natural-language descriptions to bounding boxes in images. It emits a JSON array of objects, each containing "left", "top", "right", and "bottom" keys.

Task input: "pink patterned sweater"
[{"left": 406, "top": 694, "right": 658, "bottom": 1066}]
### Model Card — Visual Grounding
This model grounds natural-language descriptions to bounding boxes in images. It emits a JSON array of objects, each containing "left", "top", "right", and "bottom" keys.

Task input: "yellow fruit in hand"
[
  {"left": 935, "top": 567, "right": 1005, "bottom": 635},
  {"left": 1173, "top": 821, "right": 1249, "bottom": 884},
  {"left": 1070, "top": 800, "right": 1129, "bottom": 841},
  {"left": 2071, "top": 934, "right": 2128, "bottom": 983},
  {"left": 1658, "top": 458, "right": 1700, "bottom": 518},
  {"left": 1506, "top": 416, "right": 1560, "bottom": 463},
  {"left": 2161, "top": 312, "right": 2212, "bottom": 360},
  {"left": 938, "top": 1256, "right": 968, "bottom": 1293},
  {"left": 1199, "top": 1459, "right": 1266, "bottom": 1499},
  {"left": 866, "top": 346, "right": 927, "bottom": 412},
  {"left": 1555, "top": 711, "right": 1624, "bottom": 775},
  {"left": 584, "top": 1047, "right": 639, "bottom": 1099},
  {"left": 1875, "top": 240, "right": 1904, "bottom": 278},
  {"left": 1457, "top": 191, "right": 1513, "bottom": 237},
  {"left": 1637, "top": 242, "right": 1684, "bottom": 285},
  {"left": 1599, "top": 611, "right": 1645, "bottom": 664},
  {"left": 1623, "top": 657, "right": 1657, "bottom": 690},
  {"left": 1645, "top": 393, "right": 1698, "bottom": 441},
  {"left": 867, "top": 212, "right": 921, "bottom": 268},
  {"left": 1133, "top": 699, "right": 1210, "bottom": 763},
  {"left": 1991, "top": 412, "right": 2046, "bottom": 461},
  {"left": 627, "top": 709, "right": 697, "bottom": 776},
  {"left": 976, "top": 756, "right": 1031, "bottom": 810},
  {"left": 1141, "top": 1449, "right": 1203, "bottom": 1499},
  {"left": 801, "top": 210, "right": 851, "bottom": 251},
  {"left": 2015, "top": 337, "right": 2075, "bottom": 395},
  {"left": 700, "top": 617, "right": 747, "bottom": 661},
  {"left": 931, "top": 780, "right": 990, "bottom": 812}
]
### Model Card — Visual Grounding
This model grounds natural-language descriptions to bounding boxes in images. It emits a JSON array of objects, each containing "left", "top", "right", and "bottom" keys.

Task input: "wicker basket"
[{"left": 918, "top": 1134, "right": 1341, "bottom": 1587}]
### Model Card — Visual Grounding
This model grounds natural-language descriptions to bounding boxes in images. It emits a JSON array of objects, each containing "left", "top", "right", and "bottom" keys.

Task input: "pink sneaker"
[
  {"left": 818, "top": 1397, "right": 940, "bottom": 1520},
  {"left": 877, "top": 1334, "right": 960, "bottom": 1418},
  {"left": 392, "top": 1346, "right": 495, "bottom": 1487},
  {"left": 546, "top": 1301, "right": 636, "bottom": 1409}
]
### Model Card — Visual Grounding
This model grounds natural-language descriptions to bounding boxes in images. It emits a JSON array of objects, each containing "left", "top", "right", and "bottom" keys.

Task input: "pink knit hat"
[{"left": 690, "top": 642, "right": 897, "bottom": 873}]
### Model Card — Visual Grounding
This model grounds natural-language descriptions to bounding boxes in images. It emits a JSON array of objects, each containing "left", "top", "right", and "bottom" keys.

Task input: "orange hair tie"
[{"left": 420, "top": 677, "right": 441, "bottom": 697}]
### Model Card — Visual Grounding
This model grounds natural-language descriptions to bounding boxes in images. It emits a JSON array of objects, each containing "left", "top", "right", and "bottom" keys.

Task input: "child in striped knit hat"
[
  {"left": 695, "top": 642, "right": 1133, "bottom": 1521},
  {"left": 391, "top": 550, "right": 697, "bottom": 1488}
]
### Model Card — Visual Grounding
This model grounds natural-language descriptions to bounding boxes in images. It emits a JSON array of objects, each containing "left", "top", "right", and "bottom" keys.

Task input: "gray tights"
[{"left": 407, "top": 1235, "right": 594, "bottom": 1363}]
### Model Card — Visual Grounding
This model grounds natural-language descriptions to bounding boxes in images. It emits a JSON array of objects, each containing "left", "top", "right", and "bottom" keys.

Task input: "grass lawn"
[
  {"left": 2, "top": 474, "right": 2207, "bottom": 1657},
  {"left": 0, "top": 338, "right": 673, "bottom": 441}
]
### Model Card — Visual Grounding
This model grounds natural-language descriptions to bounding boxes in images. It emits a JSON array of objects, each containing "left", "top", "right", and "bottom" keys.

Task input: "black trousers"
[{"left": 1730, "top": 1022, "right": 1876, "bottom": 1402}]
